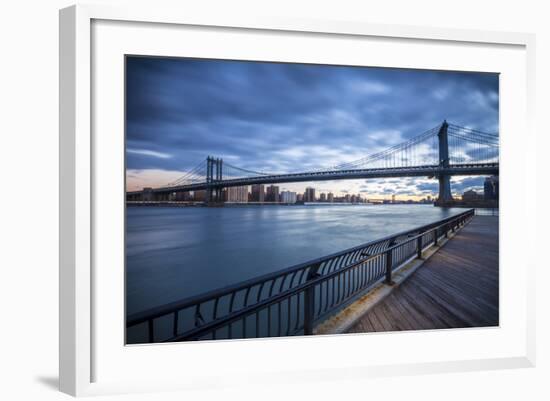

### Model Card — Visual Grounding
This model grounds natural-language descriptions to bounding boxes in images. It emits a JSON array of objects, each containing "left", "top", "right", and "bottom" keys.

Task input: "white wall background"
[{"left": 0, "top": 0, "right": 548, "bottom": 399}]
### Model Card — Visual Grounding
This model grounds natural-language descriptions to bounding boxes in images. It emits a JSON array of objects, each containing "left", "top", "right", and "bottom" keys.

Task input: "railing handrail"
[{"left": 127, "top": 209, "right": 474, "bottom": 327}]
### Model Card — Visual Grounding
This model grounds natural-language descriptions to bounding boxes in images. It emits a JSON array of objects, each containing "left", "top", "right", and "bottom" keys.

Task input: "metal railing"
[{"left": 126, "top": 209, "right": 475, "bottom": 343}]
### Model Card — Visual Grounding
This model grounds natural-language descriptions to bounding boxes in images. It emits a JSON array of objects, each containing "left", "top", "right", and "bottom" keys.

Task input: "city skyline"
[
  {"left": 186, "top": 178, "right": 496, "bottom": 205},
  {"left": 126, "top": 57, "right": 499, "bottom": 198}
]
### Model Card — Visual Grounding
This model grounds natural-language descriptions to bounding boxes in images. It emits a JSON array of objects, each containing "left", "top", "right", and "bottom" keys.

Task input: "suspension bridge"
[{"left": 126, "top": 121, "right": 499, "bottom": 204}]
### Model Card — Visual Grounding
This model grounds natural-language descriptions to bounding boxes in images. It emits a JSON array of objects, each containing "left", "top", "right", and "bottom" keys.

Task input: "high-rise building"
[
  {"left": 344, "top": 194, "right": 351, "bottom": 203},
  {"left": 250, "top": 184, "right": 265, "bottom": 202},
  {"left": 484, "top": 176, "right": 499, "bottom": 200},
  {"left": 319, "top": 193, "right": 327, "bottom": 202},
  {"left": 280, "top": 190, "right": 297, "bottom": 204},
  {"left": 391, "top": 194, "right": 396, "bottom": 204},
  {"left": 327, "top": 192, "right": 334, "bottom": 203},
  {"left": 193, "top": 190, "right": 206, "bottom": 201},
  {"left": 304, "top": 187, "right": 316, "bottom": 202},
  {"left": 265, "top": 185, "right": 280, "bottom": 202},
  {"left": 226, "top": 186, "right": 249, "bottom": 203},
  {"left": 175, "top": 191, "right": 192, "bottom": 201},
  {"left": 462, "top": 189, "right": 483, "bottom": 201}
]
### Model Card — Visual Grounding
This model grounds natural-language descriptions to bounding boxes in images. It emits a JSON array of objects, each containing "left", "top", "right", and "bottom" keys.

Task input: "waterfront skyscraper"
[
  {"left": 462, "top": 189, "right": 483, "bottom": 201},
  {"left": 266, "top": 185, "right": 280, "bottom": 202},
  {"left": 305, "top": 187, "right": 316, "bottom": 202},
  {"left": 280, "top": 190, "right": 297, "bottom": 204},
  {"left": 226, "top": 186, "right": 249, "bottom": 203},
  {"left": 251, "top": 184, "right": 265, "bottom": 202},
  {"left": 175, "top": 191, "right": 192, "bottom": 201},
  {"left": 193, "top": 190, "right": 206, "bottom": 201},
  {"left": 327, "top": 192, "right": 334, "bottom": 203}
]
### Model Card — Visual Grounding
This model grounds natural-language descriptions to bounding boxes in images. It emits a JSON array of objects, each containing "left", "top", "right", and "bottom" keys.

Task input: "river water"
[{"left": 126, "top": 204, "right": 464, "bottom": 315}]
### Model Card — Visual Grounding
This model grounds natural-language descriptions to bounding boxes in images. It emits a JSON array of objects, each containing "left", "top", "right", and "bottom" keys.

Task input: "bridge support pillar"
[
  {"left": 206, "top": 156, "right": 224, "bottom": 205},
  {"left": 436, "top": 121, "right": 453, "bottom": 205},
  {"left": 438, "top": 175, "right": 452, "bottom": 203}
]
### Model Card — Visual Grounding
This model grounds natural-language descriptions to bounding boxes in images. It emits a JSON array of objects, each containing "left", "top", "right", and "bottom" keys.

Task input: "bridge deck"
[{"left": 346, "top": 216, "right": 499, "bottom": 333}]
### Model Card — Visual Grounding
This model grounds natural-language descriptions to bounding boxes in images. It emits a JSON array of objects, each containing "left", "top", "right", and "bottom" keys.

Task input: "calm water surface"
[{"left": 126, "top": 204, "right": 463, "bottom": 315}]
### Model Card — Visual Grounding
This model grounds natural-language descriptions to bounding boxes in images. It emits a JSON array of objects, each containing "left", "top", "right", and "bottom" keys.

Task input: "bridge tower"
[
  {"left": 437, "top": 120, "right": 453, "bottom": 204},
  {"left": 206, "top": 156, "right": 223, "bottom": 204}
]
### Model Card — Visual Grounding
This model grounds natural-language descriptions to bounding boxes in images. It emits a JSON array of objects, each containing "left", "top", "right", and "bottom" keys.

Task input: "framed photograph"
[{"left": 59, "top": 4, "right": 536, "bottom": 396}]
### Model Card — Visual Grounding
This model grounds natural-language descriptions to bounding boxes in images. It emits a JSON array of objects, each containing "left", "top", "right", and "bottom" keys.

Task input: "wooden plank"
[
  {"left": 409, "top": 272, "right": 498, "bottom": 324},
  {"left": 389, "top": 290, "right": 437, "bottom": 330},
  {"left": 379, "top": 297, "right": 415, "bottom": 331},
  {"left": 388, "top": 293, "right": 426, "bottom": 330},
  {"left": 399, "top": 282, "right": 465, "bottom": 329},
  {"left": 366, "top": 308, "right": 389, "bottom": 331},
  {"left": 374, "top": 302, "right": 402, "bottom": 331}
]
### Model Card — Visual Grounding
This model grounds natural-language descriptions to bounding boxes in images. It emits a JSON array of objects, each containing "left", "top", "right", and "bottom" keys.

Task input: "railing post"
[
  {"left": 417, "top": 236, "right": 423, "bottom": 259},
  {"left": 433, "top": 229, "right": 438, "bottom": 246},
  {"left": 444, "top": 223, "right": 448, "bottom": 238},
  {"left": 304, "top": 263, "right": 321, "bottom": 335},
  {"left": 385, "top": 249, "right": 394, "bottom": 285}
]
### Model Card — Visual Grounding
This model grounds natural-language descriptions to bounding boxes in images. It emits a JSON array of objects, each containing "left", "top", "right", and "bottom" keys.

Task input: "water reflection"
[{"left": 126, "top": 204, "right": 463, "bottom": 315}]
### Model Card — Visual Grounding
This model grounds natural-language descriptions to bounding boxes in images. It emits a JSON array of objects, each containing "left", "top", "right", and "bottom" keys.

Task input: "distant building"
[
  {"left": 193, "top": 190, "right": 206, "bottom": 201},
  {"left": 305, "top": 187, "right": 316, "bottom": 202},
  {"left": 462, "top": 189, "right": 483, "bottom": 202},
  {"left": 265, "top": 185, "right": 280, "bottom": 202},
  {"left": 226, "top": 186, "right": 249, "bottom": 203},
  {"left": 250, "top": 184, "right": 265, "bottom": 202},
  {"left": 175, "top": 191, "right": 192, "bottom": 201},
  {"left": 319, "top": 193, "right": 327, "bottom": 202},
  {"left": 327, "top": 192, "right": 334, "bottom": 203},
  {"left": 280, "top": 190, "right": 297, "bottom": 204},
  {"left": 484, "top": 176, "right": 499, "bottom": 200},
  {"left": 344, "top": 194, "right": 351, "bottom": 203},
  {"left": 296, "top": 193, "right": 304, "bottom": 202},
  {"left": 391, "top": 194, "right": 396, "bottom": 204},
  {"left": 142, "top": 187, "right": 154, "bottom": 201}
]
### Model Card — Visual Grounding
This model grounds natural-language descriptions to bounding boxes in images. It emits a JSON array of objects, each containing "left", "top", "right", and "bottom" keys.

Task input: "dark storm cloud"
[
  {"left": 126, "top": 56, "right": 499, "bottom": 177},
  {"left": 416, "top": 182, "right": 439, "bottom": 193}
]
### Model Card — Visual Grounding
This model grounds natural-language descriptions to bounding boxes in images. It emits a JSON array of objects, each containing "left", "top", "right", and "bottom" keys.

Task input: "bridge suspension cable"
[
  {"left": 328, "top": 124, "right": 442, "bottom": 171},
  {"left": 447, "top": 123, "right": 498, "bottom": 140},
  {"left": 222, "top": 162, "right": 271, "bottom": 179},
  {"left": 446, "top": 123, "right": 499, "bottom": 165},
  {"left": 165, "top": 159, "right": 207, "bottom": 187}
]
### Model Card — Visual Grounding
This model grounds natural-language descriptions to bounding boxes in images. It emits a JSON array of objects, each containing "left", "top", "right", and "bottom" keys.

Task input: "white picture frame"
[{"left": 59, "top": 4, "right": 536, "bottom": 397}]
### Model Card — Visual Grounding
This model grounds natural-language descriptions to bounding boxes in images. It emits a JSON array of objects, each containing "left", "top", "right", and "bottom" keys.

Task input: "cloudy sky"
[{"left": 126, "top": 56, "right": 499, "bottom": 199}]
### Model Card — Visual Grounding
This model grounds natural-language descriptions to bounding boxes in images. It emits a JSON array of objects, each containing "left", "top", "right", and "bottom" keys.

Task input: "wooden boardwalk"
[{"left": 347, "top": 216, "right": 499, "bottom": 333}]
